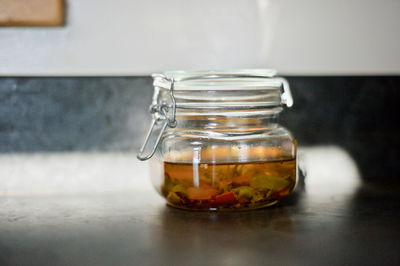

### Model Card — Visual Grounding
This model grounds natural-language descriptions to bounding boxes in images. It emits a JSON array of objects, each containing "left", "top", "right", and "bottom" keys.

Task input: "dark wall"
[
  {"left": 0, "top": 76, "right": 398, "bottom": 180},
  {"left": 0, "top": 77, "right": 153, "bottom": 152},
  {"left": 281, "top": 77, "right": 399, "bottom": 181}
]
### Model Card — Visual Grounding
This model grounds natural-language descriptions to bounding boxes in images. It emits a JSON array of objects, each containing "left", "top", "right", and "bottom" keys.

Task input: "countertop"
[{"left": 1, "top": 147, "right": 399, "bottom": 265}]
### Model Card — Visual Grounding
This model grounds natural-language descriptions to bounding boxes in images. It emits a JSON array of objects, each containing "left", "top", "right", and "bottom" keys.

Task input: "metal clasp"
[
  {"left": 276, "top": 77, "right": 293, "bottom": 107},
  {"left": 137, "top": 75, "right": 177, "bottom": 161}
]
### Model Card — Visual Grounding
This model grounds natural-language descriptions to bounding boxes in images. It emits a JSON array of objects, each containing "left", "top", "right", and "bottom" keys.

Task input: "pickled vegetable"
[{"left": 161, "top": 158, "right": 296, "bottom": 210}]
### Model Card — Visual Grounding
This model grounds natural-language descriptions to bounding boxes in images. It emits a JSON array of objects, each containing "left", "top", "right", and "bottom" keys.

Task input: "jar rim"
[{"left": 154, "top": 69, "right": 282, "bottom": 91}]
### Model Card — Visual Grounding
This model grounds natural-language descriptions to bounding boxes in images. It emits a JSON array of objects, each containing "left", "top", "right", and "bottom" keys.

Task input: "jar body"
[{"left": 150, "top": 115, "right": 297, "bottom": 211}]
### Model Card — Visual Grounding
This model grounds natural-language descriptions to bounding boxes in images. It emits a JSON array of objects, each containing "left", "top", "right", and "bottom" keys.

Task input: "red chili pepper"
[{"left": 214, "top": 192, "right": 236, "bottom": 205}]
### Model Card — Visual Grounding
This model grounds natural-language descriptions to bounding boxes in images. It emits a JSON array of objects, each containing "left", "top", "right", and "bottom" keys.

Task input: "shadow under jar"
[{"left": 138, "top": 69, "right": 297, "bottom": 211}]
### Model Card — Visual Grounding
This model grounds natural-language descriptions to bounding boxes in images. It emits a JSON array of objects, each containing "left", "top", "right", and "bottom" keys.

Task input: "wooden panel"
[{"left": 0, "top": 0, "right": 63, "bottom": 26}]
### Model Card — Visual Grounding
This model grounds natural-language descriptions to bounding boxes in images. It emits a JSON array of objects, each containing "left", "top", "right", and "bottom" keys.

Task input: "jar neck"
[{"left": 174, "top": 111, "right": 281, "bottom": 131}]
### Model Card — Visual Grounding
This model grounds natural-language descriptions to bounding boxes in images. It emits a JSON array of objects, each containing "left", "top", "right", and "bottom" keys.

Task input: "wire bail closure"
[
  {"left": 137, "top": 74, "right": 177, "bottom": 161},
  {"left": 276, "top": 77, "right": 293, "bottom": 108}
]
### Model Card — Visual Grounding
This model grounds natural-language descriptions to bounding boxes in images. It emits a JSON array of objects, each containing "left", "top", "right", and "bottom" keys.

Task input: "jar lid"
[
  {"left": 152, "top": 69, "right": 292, "bottom": 110},
  {"left": 137, "top": 69, "right": 293, "bottom": 160},
  {"left": 154, "top": 69, "right": 281, "bottom": 91}
]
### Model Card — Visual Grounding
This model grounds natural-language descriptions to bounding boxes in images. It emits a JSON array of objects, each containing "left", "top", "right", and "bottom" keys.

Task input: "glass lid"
[
  {"left": 153, "top": 69, "right": 282, "bottom": 91},
  {"left": 152, "top": 69, "right": 293, "bottom": 108}
]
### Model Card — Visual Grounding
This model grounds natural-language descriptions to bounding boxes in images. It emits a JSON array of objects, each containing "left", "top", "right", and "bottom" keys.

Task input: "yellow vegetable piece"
[
  {"left": 161, "top": 179, "right": 174, "bottom": 194},
  {"left": 232, "top": 186, "right": 257, "bottom": 199},
  {"left": 249, "top": 174, "right": 289, "bottom": 191},
  {"left": 232, "top": 186, "right": 266, "bottom": 202},
  {"left": 252, "top": 191, "right": 266, "bottom": 202},
  {"left": 167, "top": 192, "right": 181, "bottom": 204},
  {"left": 170, "top": 184, "right": 187, "bottom": 194}
]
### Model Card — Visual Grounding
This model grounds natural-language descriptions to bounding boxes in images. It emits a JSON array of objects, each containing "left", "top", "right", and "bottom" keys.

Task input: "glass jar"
[{"left": 138, "top": 69, "right": 297, "bottom": 211}]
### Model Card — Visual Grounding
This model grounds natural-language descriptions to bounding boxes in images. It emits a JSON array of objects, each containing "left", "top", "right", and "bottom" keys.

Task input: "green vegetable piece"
[
  {"left": 252, "top": 191, "right": 265, "bottom": 202},
  {"left": 170, "top": 184, "right": 186, "bottom": 194},
  {"left": 249, "top": 174, "right": 289, "bottom": 191},
  {"left": 232, "top": 186, "right": 257, "bottom": 199},
  {"left": 167, "top": 192, "right": 181, "bottom": 204},
  {"left": 232, "top": 186, "right": 266, "bottom": 202},
  {"left": 162, "top": 175, "right": 175, "bottom": 188}
]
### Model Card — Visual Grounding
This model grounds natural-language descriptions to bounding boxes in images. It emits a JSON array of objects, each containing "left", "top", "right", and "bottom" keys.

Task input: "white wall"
[{"left": 0, "top": 0, "right": 399, "bottom": 76}]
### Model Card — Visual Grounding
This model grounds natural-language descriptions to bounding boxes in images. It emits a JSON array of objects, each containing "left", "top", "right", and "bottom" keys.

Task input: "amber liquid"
[{"left": 162, "top": 159, "right": 296, "bottom": 211}]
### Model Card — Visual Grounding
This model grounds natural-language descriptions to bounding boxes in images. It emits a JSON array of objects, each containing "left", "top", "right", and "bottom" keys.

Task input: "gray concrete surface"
[{"left": 0, "top": 147, "right": 399, "bottom": 265}]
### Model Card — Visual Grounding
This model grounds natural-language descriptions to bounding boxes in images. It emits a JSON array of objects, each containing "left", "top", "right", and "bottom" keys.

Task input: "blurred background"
[
  {"left": 0, "top": 1, "right": 399, "bottom": 264},
  {"left": 1, "top": 0, "right": 400, "bottom": 75},
  {"left": 1, "top": 0, "right": 398, "bottom": 185}
]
